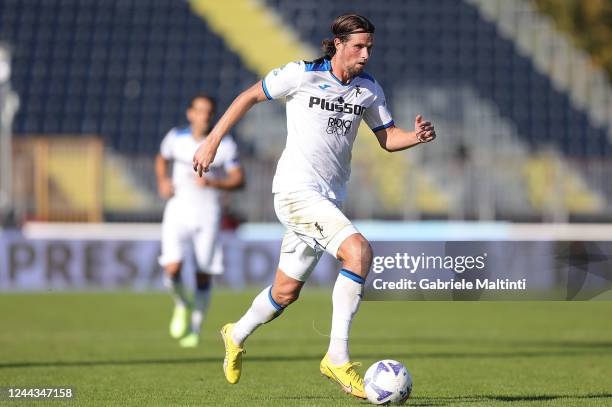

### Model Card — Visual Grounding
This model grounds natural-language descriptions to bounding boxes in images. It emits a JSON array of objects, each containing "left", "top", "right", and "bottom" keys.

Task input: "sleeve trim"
[
  {"left": 262, "top": 78, "right": 272, "bottom": 100},
  {"left": 371, "top": 120, "right": 395, "bottom": 133}
]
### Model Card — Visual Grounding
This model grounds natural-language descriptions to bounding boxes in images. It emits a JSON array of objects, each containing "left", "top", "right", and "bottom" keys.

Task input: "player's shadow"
[
  {"left": 366, "top": 336, "right": 612, "bottom": 350},
  {"left": 1, "top": 336, "right": 610, "bottom": 369},
  {"left": 0, "top": 357, "right": 222, "bottom": 369},
  {"left": 256, "top": 335, "right": 612, "bottom": 350},
  {"left": 1, "top": 345, "right": 611, "bottom": 369},
  {"left": 407, "top": 392, "right": 612, "bottom": 406}
]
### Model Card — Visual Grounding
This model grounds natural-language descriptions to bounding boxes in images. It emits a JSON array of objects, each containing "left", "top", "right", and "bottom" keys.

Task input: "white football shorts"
[
  {"left": 273, "top": 189, "right": 359, "bottom": 281},
  {"left": 158, "top": 197, "right": 223, "bottom": 275}
]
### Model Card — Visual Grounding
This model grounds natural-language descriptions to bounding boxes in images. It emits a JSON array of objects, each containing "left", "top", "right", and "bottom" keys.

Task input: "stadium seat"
[{"left": 1, "top": 0, "right": 258, "bottom": 154}]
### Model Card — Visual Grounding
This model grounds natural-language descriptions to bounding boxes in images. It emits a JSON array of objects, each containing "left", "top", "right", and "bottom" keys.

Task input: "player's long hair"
[{"left": 322, "top": 13, "right": 375, "bottom": 58}]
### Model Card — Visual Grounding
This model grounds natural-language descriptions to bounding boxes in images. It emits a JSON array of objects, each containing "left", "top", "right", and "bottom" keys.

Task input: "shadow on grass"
[
  {"left": 1, "top": 347, "right": 611, "bottom": 369},
  {"left": 407, "top": 392, "right": 612, "bottom": 406},
  {"left": 256, "top": 335, "right": 612, "bottom": 350}
]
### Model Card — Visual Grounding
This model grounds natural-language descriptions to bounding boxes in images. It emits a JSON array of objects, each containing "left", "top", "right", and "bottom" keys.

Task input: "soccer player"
[
  {"left": 192, "top": 14, "right": 436, "bottom": 397},
  {"left": 156, "top": 94, "right": 244, "bottom": 348}
]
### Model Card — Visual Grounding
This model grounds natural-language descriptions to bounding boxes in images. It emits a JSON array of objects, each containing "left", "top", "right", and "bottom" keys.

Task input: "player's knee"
[{"left": 338, "top": 234, "right": 373, "bottom": 273}]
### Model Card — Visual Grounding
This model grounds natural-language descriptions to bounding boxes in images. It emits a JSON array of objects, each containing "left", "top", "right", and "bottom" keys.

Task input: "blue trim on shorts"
[
  {"left": 339, "top": 269, "right": 365, "bottom": 285},
  {"left": 268, "top": 286, "right": 283, "bottom": 311}
]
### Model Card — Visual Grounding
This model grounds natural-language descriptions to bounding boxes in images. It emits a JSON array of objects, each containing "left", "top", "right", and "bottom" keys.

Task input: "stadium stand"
[
  {"left": 264, "top": 0, "right": 610, "bottom": 157},
  {"left": 0, "top": 0, "right": 258, "bottom": 154},
  {"left": 0, "top": 0, "right": 610, "bottom": 221}
]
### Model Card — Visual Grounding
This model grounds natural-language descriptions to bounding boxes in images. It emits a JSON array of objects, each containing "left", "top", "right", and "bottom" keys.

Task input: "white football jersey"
[
  {"left": 159, "top": 127, "right": 240, "bottom": 208},
  {"left": 263, "top": 58, "right": 393, "bottom": 201}
]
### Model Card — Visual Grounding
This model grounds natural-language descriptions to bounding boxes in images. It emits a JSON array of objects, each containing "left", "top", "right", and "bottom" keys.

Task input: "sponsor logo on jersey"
[
  {"left": 308, "top": 96, "right": 365, "bottom": 116},
  {"left": 326, "top": 117, "right": 352, "bottom": 136},
  {"left": 319, "top": 84, "right": 332, "bottom": 90}
]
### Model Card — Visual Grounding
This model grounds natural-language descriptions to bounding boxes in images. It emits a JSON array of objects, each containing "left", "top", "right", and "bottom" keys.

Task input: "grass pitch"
[{"left": 0, "top": 290, "right": 611, "bottom": 406}]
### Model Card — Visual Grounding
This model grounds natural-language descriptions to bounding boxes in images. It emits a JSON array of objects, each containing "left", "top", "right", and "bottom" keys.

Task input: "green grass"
[{"left": 0, "top": 291, "right": 611, "bottom": 406}]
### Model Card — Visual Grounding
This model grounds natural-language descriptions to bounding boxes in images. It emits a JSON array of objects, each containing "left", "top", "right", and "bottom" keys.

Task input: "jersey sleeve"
[
  {"left": 219, "top": 136, "right": 241, "bottom": 171},
  {"left": 261, "top": 61, "right": 304, "bottom": 100},
  {"left": 363, "top": 82, "right": 394, "bottom": 132},
  {"left": 159, "top": 130, "right": 175, "bottom": 159}
]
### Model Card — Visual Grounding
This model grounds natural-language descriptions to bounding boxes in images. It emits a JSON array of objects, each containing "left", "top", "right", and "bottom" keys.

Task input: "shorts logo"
[
  {"left": 326, "top": 117, "right": 352, "bottom": 136},
  {"left": 314, "top": 222, "right": 324, "bottom": 236}
]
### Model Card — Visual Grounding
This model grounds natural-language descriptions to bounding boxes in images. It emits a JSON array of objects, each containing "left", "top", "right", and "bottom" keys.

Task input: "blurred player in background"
[
  {"left": 193, "top": 14, "right": 435, "bottom": 397},
  {"left": 156, "top": 94, "right": 244, "bottom": 347}
]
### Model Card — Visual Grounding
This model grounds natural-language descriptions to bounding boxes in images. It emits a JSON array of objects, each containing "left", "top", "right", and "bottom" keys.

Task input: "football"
[{"left": 363, "top": 360, "right": 412, "bottom": 405}]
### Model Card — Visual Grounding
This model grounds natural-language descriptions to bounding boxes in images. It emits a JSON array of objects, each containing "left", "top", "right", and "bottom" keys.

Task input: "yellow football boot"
[
  {"left": 220, "top": 323, "right": 245, "bottom": 384},
  {"left": 169, "top": 305, "right": 190, "bottom": 339},
  {"left": 320, "top": 353, "right": 366, "bottom": 399},
  {"left": 178, "top": 332, "right": 199, "bottom": 348}
]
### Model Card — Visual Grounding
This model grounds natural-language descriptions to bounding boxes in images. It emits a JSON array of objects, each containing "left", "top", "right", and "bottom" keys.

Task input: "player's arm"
[
  {"left": 155, "top": 154, "right": 174, "bottom": 198},
  {"left": 374, "top": 115, "right": 436, "bottom": 152},
  {"left": 198, "top": 166, "right": 245, "bottom": 190},
  {"left": 193, "top": 82, "right": 268, "bottom": 176}
]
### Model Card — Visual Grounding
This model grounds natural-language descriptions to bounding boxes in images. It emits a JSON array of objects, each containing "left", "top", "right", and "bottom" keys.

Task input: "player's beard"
[{"left": 347, "top": 61, "right": 366, "bottom": 78}]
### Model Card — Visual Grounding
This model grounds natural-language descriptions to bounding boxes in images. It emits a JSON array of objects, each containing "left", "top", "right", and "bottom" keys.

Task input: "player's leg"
[
  {"left": 272, "top": 189, "right": 369, "bottom": 397},
  {"left": 179, "top": 271, "right": 212, "bottom": 348},
  {"left": 275, "top": 191, "right": 371, "bottom": 366},
  {"left": 181, "top": 223, "right": 222, "bottom": 347},
  {"left": 230, "top": 229, "right": 320, "bottom": 346},
  {"left": 162, "top": 261, "right": 191, "bottom": 339},
  {"left": 221, "top": 268, "right": 305, "bottom": 384},
  {"left": 319, "top": 232, "right": 372, "bottom": 399},
  {"left": 192, "top": 272, "right": 212, "bottom": 335},
  {"left": 162, "top": 262, "right": 188, "bottom": 307},
  {"left": 230, "top": 268, "right": 304, "bottom": 346},
  {"left": 159, "top": 199, "right": 191, "bottom": 339},
  {"left": 327, "top": 233, "right": 372, "bottom": 365},
  {"left": 221, "top": 231, "right": 320, "bottom": 384}
]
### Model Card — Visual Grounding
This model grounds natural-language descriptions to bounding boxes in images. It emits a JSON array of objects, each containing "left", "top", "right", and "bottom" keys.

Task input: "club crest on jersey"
[{"left": 308, "top": 96, "right": 365, "bottom": 116}]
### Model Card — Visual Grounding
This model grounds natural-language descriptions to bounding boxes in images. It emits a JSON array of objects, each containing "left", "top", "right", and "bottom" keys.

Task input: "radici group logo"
[{"left": 326, "top": 117, "right": 352, "bottom": 136}]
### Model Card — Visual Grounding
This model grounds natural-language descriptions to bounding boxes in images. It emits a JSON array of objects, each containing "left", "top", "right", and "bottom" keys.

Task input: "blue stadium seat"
[
  {"left": 1, "top": 0, "right": 608, "bottom": 158},
  {"left": 264, "top": 0, "right": 610, "bottom": 157},
  {"left": 1, "top": 0, "right": 258, "bottom": 152}
]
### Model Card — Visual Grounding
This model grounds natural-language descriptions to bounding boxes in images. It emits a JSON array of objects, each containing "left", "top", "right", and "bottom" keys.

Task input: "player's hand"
[
  {"left": 158, "top": 177, "right": 174, "bottom": 199},
  {"left": 193, "top": 136, "right": 219, "bottom": 176},
  {"left": 415, "top": 115, "right": 436, "bottom": 143}
]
